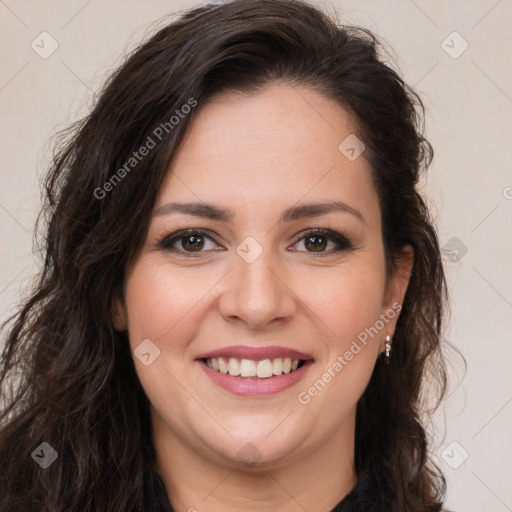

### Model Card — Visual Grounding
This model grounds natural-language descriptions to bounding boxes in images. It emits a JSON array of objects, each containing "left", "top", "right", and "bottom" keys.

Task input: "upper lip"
[{"left": 195, "top": 345, "right": 314, "bottom": 361}]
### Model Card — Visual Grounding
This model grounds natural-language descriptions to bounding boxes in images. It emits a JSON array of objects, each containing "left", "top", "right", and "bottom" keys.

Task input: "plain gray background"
[{"left": 1, "top": 1, "right": 511, "bottom": 511}]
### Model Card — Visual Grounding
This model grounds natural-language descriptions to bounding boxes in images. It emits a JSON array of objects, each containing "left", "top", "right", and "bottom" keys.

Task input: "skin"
[{"left": 113, "top": 82, "right": 412, "bottom": 512}]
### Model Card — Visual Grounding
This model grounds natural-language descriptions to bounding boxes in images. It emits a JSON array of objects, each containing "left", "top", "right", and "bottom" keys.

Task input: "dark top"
[{"left": 142, "top": 451, "right": 396, "bottom": 511}]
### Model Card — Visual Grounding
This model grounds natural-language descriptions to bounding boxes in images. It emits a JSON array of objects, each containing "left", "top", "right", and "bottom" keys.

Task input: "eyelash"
[{"left": 158, "top": 228, "right": 355, "bottom": 256}]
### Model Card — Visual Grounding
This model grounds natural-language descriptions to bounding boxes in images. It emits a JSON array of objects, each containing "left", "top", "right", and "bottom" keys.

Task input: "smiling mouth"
[{"left": 201, "top": 357, "right": 308, "bottom": 379}]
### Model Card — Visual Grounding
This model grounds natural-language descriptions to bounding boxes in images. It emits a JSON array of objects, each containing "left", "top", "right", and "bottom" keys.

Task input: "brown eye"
[
  {"left": 158, "top": 229, "right": 221, "bottom": 254},
  {"left": 291, "top": 229, "right": 354, "bottom": 255},
  {"left": 181, "top": 234, "right": 205, "bottom": 252},
  {"left": 304, "top": 234, "right": 328, "bottom": 252}
]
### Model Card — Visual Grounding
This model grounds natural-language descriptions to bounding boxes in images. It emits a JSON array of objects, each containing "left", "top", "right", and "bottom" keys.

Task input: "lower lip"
[{"left": 197, "top": 359, "right": 314, "bottom": 397}]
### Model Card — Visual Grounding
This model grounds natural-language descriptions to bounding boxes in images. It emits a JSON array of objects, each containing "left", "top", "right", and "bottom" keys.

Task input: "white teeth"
[
  {"left": 240, "top": 359, "right": 257, "bottom": 377},
  {"left": 272, "top": 358, "right": 282, "bottom": 375},
  {"left": 256, "top": 359, "right": 273, "bottom": 378},
  {"left": 218, "top": 357, "right": 228, "bottom": 374},
  {"left": 228, "top": 357, "right": 240, "bottom": 376},
  {"left": 205, "top": 357, "right": 303, "bottom": 378}
]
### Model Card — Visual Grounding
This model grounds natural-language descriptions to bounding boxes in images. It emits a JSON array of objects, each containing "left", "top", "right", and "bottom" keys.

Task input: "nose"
[{"left": 218, "top": 249, "right": 296, "bottom": 330}]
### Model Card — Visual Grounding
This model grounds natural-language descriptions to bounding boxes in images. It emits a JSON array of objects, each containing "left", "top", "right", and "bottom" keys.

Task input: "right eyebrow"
[{"left": 153, "top": 201, "right": 235, "bottom": 222}]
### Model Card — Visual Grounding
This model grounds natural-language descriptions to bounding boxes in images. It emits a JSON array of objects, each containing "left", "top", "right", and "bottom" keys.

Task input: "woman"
[{"left": 0, "top": 0, "right": 455, "bottom": 510}]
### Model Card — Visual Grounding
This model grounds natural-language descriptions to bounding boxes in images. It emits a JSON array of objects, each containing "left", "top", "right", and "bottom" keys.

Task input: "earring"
[{"left": 385, "top": 335, "right": 392, "bottom": 359}]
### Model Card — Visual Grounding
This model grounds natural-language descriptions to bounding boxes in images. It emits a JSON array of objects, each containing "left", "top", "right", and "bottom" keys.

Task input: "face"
[{"left": 114, "top": 82, "right": 411, "bottom": 470}]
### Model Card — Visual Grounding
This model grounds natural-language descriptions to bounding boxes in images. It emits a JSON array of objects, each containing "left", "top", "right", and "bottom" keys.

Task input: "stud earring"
[{"left": 385, "top": 335, "right": 392, "bottom": 360}]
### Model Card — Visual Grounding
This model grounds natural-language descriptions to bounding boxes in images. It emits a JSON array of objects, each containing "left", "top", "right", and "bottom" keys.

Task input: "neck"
[{"left": 151, "top": 410, "right": 358, "bottom": 512}]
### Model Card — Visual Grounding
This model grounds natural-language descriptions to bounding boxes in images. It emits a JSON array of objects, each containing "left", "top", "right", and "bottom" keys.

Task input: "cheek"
[
  {"left": 124, "top": 256, "right": 219, "bottom": 345},
  {"left": 307, "top": 261, "right": 387, "bottom": 347},
  {"left": 123, "top": 258, "right": 208, "bottom": 414},
  {"left": 299, "top": 266, "right": 386, "bottom": 410}
]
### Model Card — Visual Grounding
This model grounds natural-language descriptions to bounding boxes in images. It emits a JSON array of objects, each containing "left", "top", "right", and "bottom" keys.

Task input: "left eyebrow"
[
  {"left": 280, "top": 200, "right": 365, "bottom": 225},
  {"left": 153, "top": 200, "right": 365, "bottom": 225}
]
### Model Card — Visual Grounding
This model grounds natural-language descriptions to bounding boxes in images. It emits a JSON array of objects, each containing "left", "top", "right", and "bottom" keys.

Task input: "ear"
[
  {"left": 112, "top": 295, "right": 128, "bottom": 332},
  {"left": 381, "top": 245, "right": 414, "bottom": 348}
]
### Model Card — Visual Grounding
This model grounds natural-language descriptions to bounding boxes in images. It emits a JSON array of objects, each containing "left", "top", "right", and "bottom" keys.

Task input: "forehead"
[{"left": 158, "top": 83, "right": 380, "bottom": 228}]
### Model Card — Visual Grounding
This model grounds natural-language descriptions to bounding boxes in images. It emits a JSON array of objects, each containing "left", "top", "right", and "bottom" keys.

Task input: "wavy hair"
[{"left": 0, "top": 0, "right": 458, "bottom": 510}]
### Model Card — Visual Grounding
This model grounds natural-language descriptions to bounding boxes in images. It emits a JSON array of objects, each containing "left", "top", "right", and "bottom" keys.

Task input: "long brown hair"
[{"left": 1, "top": 1, "right": 460, "bottom": 510}]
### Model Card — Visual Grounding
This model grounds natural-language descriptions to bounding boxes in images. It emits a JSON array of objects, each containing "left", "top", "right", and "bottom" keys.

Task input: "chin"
[{"left": 202, "top": 430, "right": 305, "bottom": 470}]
